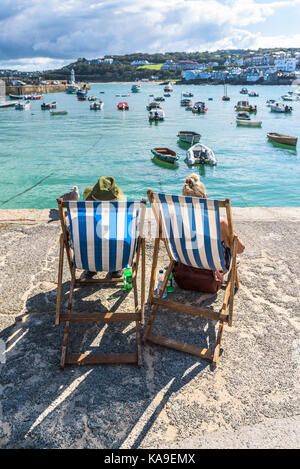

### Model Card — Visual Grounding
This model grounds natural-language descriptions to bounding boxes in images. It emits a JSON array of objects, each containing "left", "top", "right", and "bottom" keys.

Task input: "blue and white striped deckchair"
[
  {"left": 56, "top": 198, "right": 146, "bottom": 369},
  {"left": 144, "top": 190, "right": 239, "bottom": 368}
]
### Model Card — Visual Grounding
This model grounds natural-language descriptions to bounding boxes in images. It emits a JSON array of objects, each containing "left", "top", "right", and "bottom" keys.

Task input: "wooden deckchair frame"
[
  {"left": 143, "top": 190, "right": 239, "bottom": 368},
  {"left": 56, "top": 198, "right": 146, "bottom": 369}
]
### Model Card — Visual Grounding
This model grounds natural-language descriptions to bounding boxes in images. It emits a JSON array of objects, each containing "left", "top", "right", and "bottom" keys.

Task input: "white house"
[
  {"left": 131, "top": 60, "right": 149, "bottom": 65},
  {"left": 274, "top": 58, "right": 296, "bottom": 73}
]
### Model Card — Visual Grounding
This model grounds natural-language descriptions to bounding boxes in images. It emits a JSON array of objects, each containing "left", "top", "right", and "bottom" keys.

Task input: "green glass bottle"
[
  {"left": 165, "top": 266, "right": 174, "bottom": 294},
  {"left": 123, "top": 266, "right": 133, "bottom": 291}
]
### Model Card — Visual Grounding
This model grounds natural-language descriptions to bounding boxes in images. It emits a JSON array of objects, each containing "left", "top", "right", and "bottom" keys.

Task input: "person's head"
[
  {"left": 182, "top": 173, "right": 206, "bottom": 198},
  {"left": 83, "top": 176, "right": 125, "bottom": 201}
]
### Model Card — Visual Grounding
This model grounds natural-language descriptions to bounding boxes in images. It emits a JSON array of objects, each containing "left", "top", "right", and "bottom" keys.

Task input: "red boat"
[
  {"left": 117, "top": 102, "right": 129, "bottom": 110},
  {"left": 77, "top": 96, "right": 87, "bottom": 101}
]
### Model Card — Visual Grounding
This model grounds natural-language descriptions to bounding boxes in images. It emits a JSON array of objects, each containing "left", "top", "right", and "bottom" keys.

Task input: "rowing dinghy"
[
  {"left": 177, "top": 131, "right": 201, "bottom": 144},
  {"left": 267, "top": 133, "right": 297, "bottom": 146},
  {"left": 151, "top": 148, "right": 178, "bottom": 168}
]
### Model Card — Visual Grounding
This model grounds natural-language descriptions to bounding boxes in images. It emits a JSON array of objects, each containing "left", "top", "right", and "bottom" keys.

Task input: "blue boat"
[{"left": 151, "top": 148, "right": 179, "bottom": 168}]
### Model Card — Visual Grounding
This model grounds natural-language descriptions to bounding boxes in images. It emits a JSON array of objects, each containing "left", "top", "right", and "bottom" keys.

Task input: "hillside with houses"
[{"left": 1, "top": 49, "right": 300, "bottom": 85}]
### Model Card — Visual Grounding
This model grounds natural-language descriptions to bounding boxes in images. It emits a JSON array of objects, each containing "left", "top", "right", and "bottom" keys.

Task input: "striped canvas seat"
[
  {"left": 152, "top": 193, "right": 227, "bottom": 272},
  {"left": 67, "top": 200, "right": 146, "bottom": 272}
]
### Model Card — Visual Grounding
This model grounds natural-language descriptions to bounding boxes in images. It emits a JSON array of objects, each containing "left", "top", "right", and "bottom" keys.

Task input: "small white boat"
[
  {"left": 131, "top": 84, "right": 141, "bottom": 93},
  {"left": 236, "top": 115, "right": 262, "bottom": 127},
  {"left": 281, "top": 92, "right": 300, "bottom": 101},
  {"left": 88, "top": 95, "right": 97, "bottom": 101},
  {"left": 192, "top": 101, "right": 207, "bottom": 113},
  {"left": 50, "top": 110, "right": 68, "bottom": 115},
  {"left": 90, "top": 101, "right": 104, "bottom": 110},
  {"left": 270, "top": 102, "right": 292, "bottom": 113},
  {"left": 164, "top": 82, "right": 173, "bottom": 92},
  {"left": 266, "top": 99, "right": 276, "bottom": 107},
  {"left": 186, "top": 143, "right": 216, "bottom": 166},
  {"left": 149, "top": 109, "right": 165, "bottom": 121},
  {"left": 146, "top": 102, "right": 162, "bottom": 111},
  {"left": 248, "top": 91, "right": 259, "bottom": 97},
  {"left": 15, "top": 101, "right": 31, "bottom": 110}
]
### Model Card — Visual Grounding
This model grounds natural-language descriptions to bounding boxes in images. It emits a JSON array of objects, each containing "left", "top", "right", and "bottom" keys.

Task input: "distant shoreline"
[{"left": 89, "top": 81, "right": 164, "bottom": 85}]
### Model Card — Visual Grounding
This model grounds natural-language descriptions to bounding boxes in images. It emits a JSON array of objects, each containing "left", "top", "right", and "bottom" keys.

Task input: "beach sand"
[{"left": 0, "top": 207, "right": 299, "bottom": 449}]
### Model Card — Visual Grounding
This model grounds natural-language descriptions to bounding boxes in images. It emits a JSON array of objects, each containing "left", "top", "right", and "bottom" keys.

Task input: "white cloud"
[{"left": 0, "top": 0, "right": 299, "bottom": 70}]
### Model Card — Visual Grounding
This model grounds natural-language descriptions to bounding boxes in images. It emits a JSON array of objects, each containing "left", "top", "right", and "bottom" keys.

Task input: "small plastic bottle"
[
  {"left": 123, "top": 266, "right": 133, "bottom": 291},
  {"left": 165, "top": 266, "right": 174, "bottom": 294},
  {"left": 156, "top": 269, "right": 167, "bottom": 298}
]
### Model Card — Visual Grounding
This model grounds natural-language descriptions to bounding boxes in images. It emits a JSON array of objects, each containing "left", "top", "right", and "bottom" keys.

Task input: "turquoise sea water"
[{"left": 0, "top": 83, "right": 299, "bottom": 208}]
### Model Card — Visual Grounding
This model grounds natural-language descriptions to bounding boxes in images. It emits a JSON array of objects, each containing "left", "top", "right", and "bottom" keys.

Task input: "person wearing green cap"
[
  {"left": 83, "top": 176, "right": 126, "bottom": 279},
  {"left": 83, "top": 176, "right": 125, "bottom": 202}
]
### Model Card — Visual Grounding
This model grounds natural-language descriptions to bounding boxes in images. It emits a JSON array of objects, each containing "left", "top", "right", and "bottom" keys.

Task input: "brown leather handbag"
[{"left": 173, "top": 263, "right": 224, "bottom": 293}]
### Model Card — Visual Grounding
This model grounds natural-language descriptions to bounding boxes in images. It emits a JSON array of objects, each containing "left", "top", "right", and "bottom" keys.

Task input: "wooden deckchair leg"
[
  {"left": 212, "top": 321, "right": 225, "bottom": 368},
  {"left": 143, "top": 261, "right": 175, "bottom": 344},
  {"left": 136, "top": 321, "right": 142, "bottom": 368},
  {"left": 147, "top": 237, "right": 160, "bottom": 306},
  {"left": 228, "top": 237, "right": 238, "bottom": 327},
  {"left": 141, "top": 237, "right": 146, "bottom": 324},
  {"left": 55, "top": 234, "right": 64, "bottom": 326},
  {"left": 60, "top": 321, "right": 70, "bottom": 369}
]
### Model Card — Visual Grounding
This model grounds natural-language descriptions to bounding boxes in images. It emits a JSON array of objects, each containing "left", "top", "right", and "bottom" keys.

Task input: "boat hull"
[
  {"left": 177, "top": 132, "right": 201, "bottom": 144},
  {"left": 267, "top": 133, "right": 297, "bottom": 146},
  {"left": 236, "top": 120, "right": 262, "bottom": 127}
]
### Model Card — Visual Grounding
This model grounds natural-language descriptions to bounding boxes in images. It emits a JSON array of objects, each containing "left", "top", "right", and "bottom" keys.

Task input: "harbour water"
[{"left": 0, "top": 83, "right": 299, "bottom": 209}]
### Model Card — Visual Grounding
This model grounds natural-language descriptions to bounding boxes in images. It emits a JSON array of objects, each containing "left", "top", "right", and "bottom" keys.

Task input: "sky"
[{"left": 0, "top": 0, "right": 300, "bottom": 71}]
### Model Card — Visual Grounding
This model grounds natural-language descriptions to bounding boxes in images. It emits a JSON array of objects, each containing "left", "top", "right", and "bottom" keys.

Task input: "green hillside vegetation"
[{"left": 42, "top": 48, "right": 300, "bottom": 82}]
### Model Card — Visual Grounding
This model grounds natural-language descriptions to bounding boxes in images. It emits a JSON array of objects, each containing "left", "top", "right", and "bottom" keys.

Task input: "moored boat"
[
  {"left": 65, "top": 85, "right": 77, "bottom": 94},
  {"left": 149, "top": 109, "right": 165, "bottom": 121},
  {"left": 154, "top": 96, "right": 165, "bottom": 102},
  {"left": 266, "top": 99, "right": 276, "bottom": 107},
  {"left": 131, "top": 84, "right": 141, "bottom": 93},
  {"left": 281, "top": 92, "right": 300, "bottom": 101},
  {"left": 267, "top": 133, "right": 297, "bottom": 146},
  {"left": 236, "top": 112, "right": 262, "bottom": 127},
  {"left": 88, "top": 96, "right": 97, "bottom": 101},
  {"left": 30, "top": 94, "right": 42, "bottom": 100},
  {"left": 49, "top": 109, "right": 68, "bottom": 116},
  {"left": 222, "top": 84, "right": 230, "bottom": 101},
  {"left": 248, "top": 91, "right": 259, "bottom": 97},
  {"left": 41, "top": 101, "right": 57, "bottom": 110},
  {"left": 50, "top": 110, "right": 68, "bottom": 115},
  {"left": 0, "top": 101, "right": 17, "bottom": 108},
  {"left": 177, "top": 131, "right": 201, "bottom": 144},
  {"left": 192, "top": 101, "right": 207, "bottom": 113},
  {"left": 186, "top": 143, "right": 216, "bottom": 166},
  {"left": 270, "top": 102, "right": 292, "bottom": 113},
  {"left": 90, "top": 101, "right": 104, "bottom": 110},
  {"left": 117, "top": 102, "right": 129, "bottom": 110},
  {"left": 15, "top": 101, "right": 31, "bottom": 110},
  {"left": 151, "top": 148, "right": 178, "bottom": 166},
  {"left": 235, "top": 101, "right": 257, "bottom": 112},
  {"left": 9, "top": 94, "right": 25, "bottom": 100},
  {"left": 240, "top": 88, "right": 248, "bottom": 94},
  {"left": 146, "top": 102, "right": 162, "bottom": 111},
  {"left": 182, "top": 91, "right": 193, "bottom": 97},
  {"left": 180, "top": 98, "right": 192, "bottom": 106},
  {"left": 164, "top": 82, "right": 173, "bottom": 92}
]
